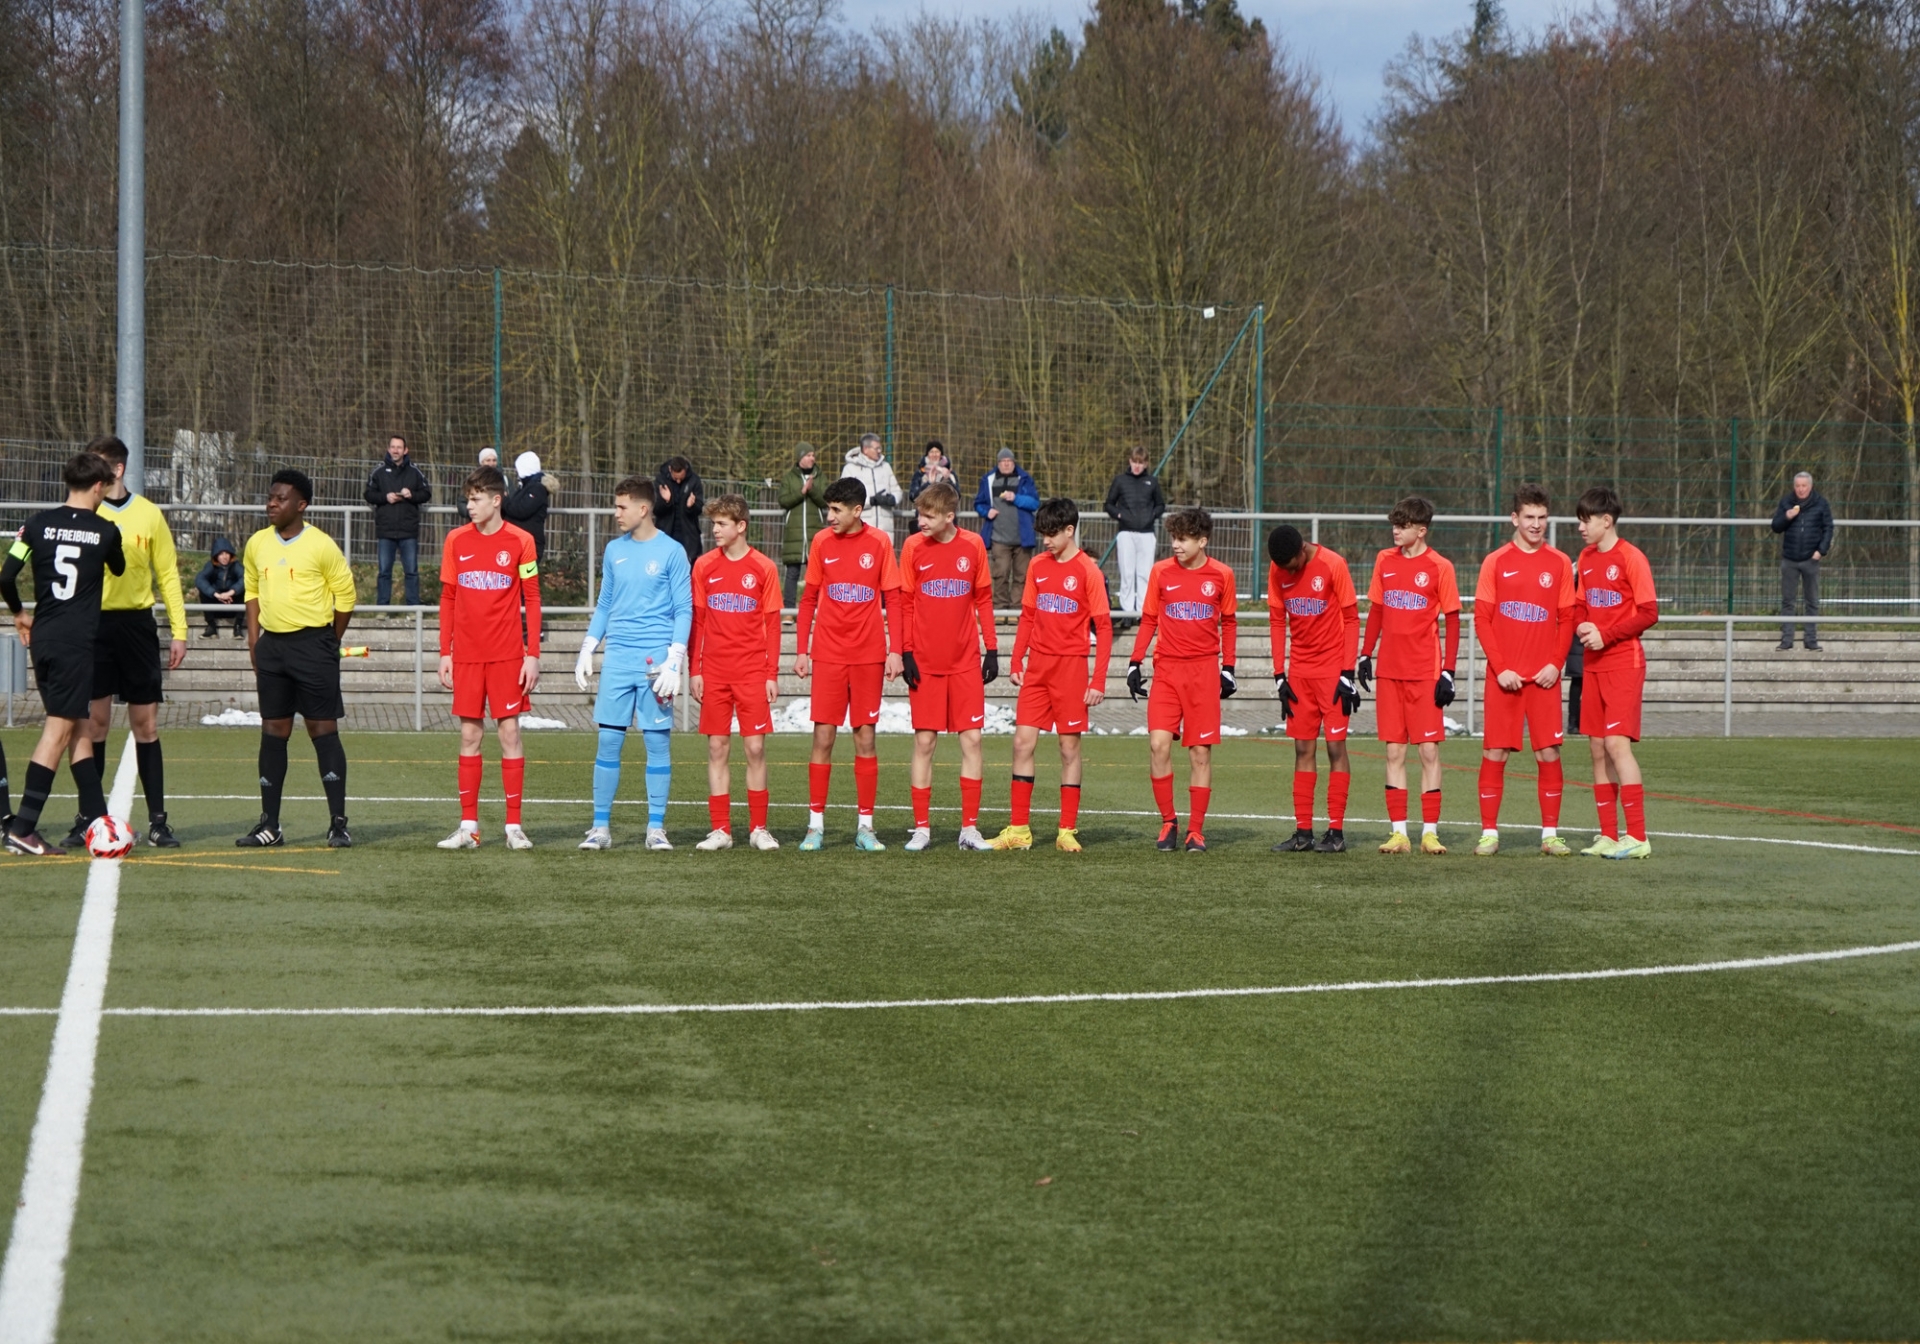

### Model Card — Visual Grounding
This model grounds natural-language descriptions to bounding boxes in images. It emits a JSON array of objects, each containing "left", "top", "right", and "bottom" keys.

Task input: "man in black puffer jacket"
[
  {"left": 1771, "top": 470, "right": 1834, "bottom": 651},
  {"left": 364, "top": 434, "right": 433, "bottom": 605}
]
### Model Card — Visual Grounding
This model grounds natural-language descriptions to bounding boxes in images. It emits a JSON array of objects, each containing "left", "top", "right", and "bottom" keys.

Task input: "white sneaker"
[
  {"left": 503, "top": 824, "right": 533, "bottom": 850},
  {"left": 695, "top": 829, "right": 733, "bottom": 851},
  {"left": 437, "top": 824, "right": 480, "bottom": 850},
  {"left": 645, "top": 827, "right": 673, "bottom": 851},
  {"left": 579, "top": 826, "right": 612, "bottom": 850},
  {"left": 957, "top": 825, "right": 990, "bottom": 851},
  {"left": 903, "top": 827, "right": 932, "bottom": 851},
  {"left": 748, "top": 827, "right": 780, "bottom": 851}
]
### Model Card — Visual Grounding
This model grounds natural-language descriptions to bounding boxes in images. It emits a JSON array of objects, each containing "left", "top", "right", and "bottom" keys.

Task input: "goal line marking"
[
  {"left": 0, "top": 734, "right": 137, "bottom": 1344},
  {"left": 0, "top": 940, "right": 1909, "bottom": 1021}
]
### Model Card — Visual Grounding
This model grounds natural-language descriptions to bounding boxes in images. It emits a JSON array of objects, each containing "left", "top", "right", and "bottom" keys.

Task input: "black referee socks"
[
  {"left": 135, "top": 738, "right": 165, "bottom": 818},
  {"left": 258, "top": 732, "right": 289, "bottom": 824},
  {"left": 311, "top": 732, "right": 348, "bottom": 822},
  {"left": 69, "top": 754, "right": 106, "bottom": 824},
  {"left": 0, "top": 740, "right": 10, "bottom": 820},
  {"left": 12, "top": 760, "right": 54, "bottom": 835}
]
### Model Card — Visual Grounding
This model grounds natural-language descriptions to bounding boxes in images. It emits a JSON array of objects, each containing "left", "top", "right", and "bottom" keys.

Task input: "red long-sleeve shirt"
[
  {"left": 1474, "top": 541, "right": 1575, "bottom": 679},
  {"left": 1362, "top": 545, "right": 1460, "bottom": 678},
  {"left": 1130, "top": 556, "right": 1238, "bottom": 665},
  {"left": 897, "top": 529, "right": 996, "bottom": 674},
  {"left": 439, "top": 521, "right": 541, "bottom": 660},
  {"left": 1572, "top": 538, "right": 1659, "bottom": 670},
  {"left": 690, "top": 545, "right": 783, "bottom": 680},
  {"left": 795, "top": 522, "right": 901, "bottom": 664},
  {"left": 1010, "top": 548, "right": 1113, "bottom": 682}
]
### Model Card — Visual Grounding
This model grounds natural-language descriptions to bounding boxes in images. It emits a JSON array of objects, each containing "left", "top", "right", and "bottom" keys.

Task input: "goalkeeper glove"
[
  {"left": 1127, "top": 662, "right": 1146, "bottom": 702},
  {"left": 981, "top": 647, "right": 999, "bottom": 685},
  {"left": 1220, "top": 666, "right": 1237, "bottom": 699},
  {"left": 901, "top": 650, "right": 922, "bottom": 691},
  {"left": 1434, "top": 668, "right": 1455, "bottom": 708},
  {"left": 1275, "top": 673, "right": 1298, "bottom": 720},
  {"left": 1355, "top": 655, "right": 1373, "bottom": 692},
  {"left": 573, "top": 635, "right": 598, "bottom": 690},
  {"left": 651, "top": 643, "right": 687, "bottom": 701},
  {"left": 1336, "top": 668, "right": 1361, "bottom": 716}
]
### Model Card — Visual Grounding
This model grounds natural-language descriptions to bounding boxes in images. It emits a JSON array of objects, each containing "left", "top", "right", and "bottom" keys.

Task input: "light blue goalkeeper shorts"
[{"left": 594, "top": 662, "right": 674, "bottom": 732}]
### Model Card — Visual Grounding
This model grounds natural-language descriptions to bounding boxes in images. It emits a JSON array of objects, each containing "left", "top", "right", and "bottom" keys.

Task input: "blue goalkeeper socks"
[
  {"left": 593, "top": 728, "right": 625, "bottom": 828},
  {"left": 643, "top": 730, "right": 672, "bottom": 827}
]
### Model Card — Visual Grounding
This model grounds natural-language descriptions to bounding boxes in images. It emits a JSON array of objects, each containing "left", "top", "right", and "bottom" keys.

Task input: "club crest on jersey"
[
  {"left": 858, "top": 552, "right": 875, "bottom": 569},
  {"left": 1063, "top": 575, "right": 1078, "bottom": 591},
  {"left": 741, "top": 573, "right": 756, "bottom": 588},
  {"left": 496, "top": 549, "right": 511, "bottom": 566},
  {"left": 956, "top": 555, "right": 970, "bottom": 572},
  {"left": 1606, "top": 564, "right": 1621, "bottom": 581},
  {"left": 1311, "top": 575, "right": 1325, "bottom": 592},
  {"left": 1200, "top": 580, "right": 1217, "bottom": 597},
  {"left": 645, "top": 560, "right": 661, "bottom": 576},
  {"left": 1538, "top": 570, "right": 1554, "bottom": 588},
  {"left": 1414, "top": 571, "right": 1430, "bottom": 588}
]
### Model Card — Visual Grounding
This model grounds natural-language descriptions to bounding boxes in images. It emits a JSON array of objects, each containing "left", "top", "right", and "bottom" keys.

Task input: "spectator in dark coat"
[
  {"left": 656, "top": 455, "right": 704, "bottom": 565},
  {"left": 505, "top": 451, "right": 555, "bottom": 560},
  {"left": 193, "top": 537, "right": 245, "bottom": 637},
  {"left": 777, "top": 442, "right": 830, "bottom": 606},
  {"left": 1104, "top": 447, "right": 1165, "bottom": 615},
  {"left": 363, "top": 434, "right": 432, "bottom": 605},
  {"left": 1771, "top": 471, "right": 1834, "bottom": 651}
]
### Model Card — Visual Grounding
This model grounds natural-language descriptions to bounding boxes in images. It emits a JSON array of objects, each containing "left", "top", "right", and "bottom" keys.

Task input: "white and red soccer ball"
[{"left": 85, "top": 815, "right": 135, "bottom": 859}]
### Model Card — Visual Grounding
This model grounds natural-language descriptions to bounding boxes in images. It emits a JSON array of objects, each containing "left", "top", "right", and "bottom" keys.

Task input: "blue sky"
[{"left": 838, "top": 0, "right": 1575, "bottom": 139}]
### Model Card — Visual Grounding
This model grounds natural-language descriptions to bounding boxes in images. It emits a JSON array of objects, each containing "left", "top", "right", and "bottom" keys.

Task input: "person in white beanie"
[
  {"left": 460, "top": 447, "right": 502, "bottom": 523},
  {"left": 841, "top": 433, "right": 904, "bottom": 541},
  {"left": 504, "top": 450, "right": 555, "bottom": 561}
]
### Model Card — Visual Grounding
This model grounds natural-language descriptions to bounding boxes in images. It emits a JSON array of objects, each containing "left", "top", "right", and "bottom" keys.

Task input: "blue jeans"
[{"left": 376, "top": 536, "right": 420, "bottom": 606}]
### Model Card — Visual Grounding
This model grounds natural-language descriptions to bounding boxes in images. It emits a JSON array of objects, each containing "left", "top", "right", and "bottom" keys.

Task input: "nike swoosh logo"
[
  {"left": 970, "top": 714, "right": 982, "bottom": 723},
  {"left": 824, "top": 557, "right": 840, "bottom": 564},
  {"left": 1502, "top": 570, "right": 1519, "bottom": 577},
  {"left": 1608, "top": 721, "right": 1622, "bottom": 728},
  {"left": 459, "top": 554, "right": 475, "bottom": 561},
  {"left": 919, "top": 563, "right": 935, "bottom": 570},
  {"left": 504, "top": 701, "right": 521, "bottom": 711},
  {"left": 613, "top": 558, "right": 626, "bottom": 565}
]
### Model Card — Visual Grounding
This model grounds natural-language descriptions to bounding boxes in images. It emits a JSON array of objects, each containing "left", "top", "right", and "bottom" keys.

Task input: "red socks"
[
  {"left": 1537, "top": 759, "right": 1563, "bottom": 829},
  {"left": 1327, "top": 771, "right": 1350, "bottom": 829},
  {"left": 748, "top": 788, "right": 769, "bottom": 832},
  {"left": 959, "top": 775, "right": 982, "bottom": 829},
  {"left": 1621, "top": 783, "right": 1646, "bottom": 840},
  {"left": 1060, "top": 783, "right": 1080, "bottom": 831},
  {"left": 809, "top": 761, "right": 832, "bottom": 815},
  {"left": 1594, "top": 782, "right": 1619, "bottom": 839},
  {"left": 500, "top": 756, "right": 524, "bottom": 826},
  {"left": 912, "top": 785, "right": 932, "bottom": 830},
  {"left": 1422, "top": 789, "right": 1442, "bottom": 826},
  {"left": 1479, "top": 757, "right": 1505, "bottom": 831},
  {"left": 1385, "top": 786, "right": 1409, "bottom": 825},
  {"left": 1151, "top": 773, "right": 1176, "bottom": 822},
  {"left": 1010, "top": 775, "right": 1035, "bottom": 826},
  {"left": 709, "top": 793, "right": 731, "bottom": 834},
  {"left": 1293, "top": 771, "right": 1316, "bottom": 832},
  {"left": 1188, "top": 786, "right": 1211, "bottom": 836},
  {"left": 854, "top": 754, "right": 879, "bottom": 820},
  {"left": 458, "top": 753, "right": 483, "bottom": 823}
]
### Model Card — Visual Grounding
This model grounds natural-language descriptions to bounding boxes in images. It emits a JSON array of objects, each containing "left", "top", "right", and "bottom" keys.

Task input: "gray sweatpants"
[{"left": 1779, "top": 558, "right": 1820, "bottom": 646}]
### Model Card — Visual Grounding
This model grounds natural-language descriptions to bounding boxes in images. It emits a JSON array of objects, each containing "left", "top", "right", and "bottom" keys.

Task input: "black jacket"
[
  {"left": 655, "top": 464, "right": 704, "bottom": 563},
  {"left": 504, "top": 473, "right": 554, "bottom": 559},
  {"left": 363, "top": 454, "right": 433, "bottom": 540},
  {"left": 1104, "top": 468, "right": 1165, "bottom": 533},
  {"left": 194, "top": 538, "right": 244, "bottom": 603},
  {"left": 1770, "top": 490, "right": 1834, "bottom": 562}
]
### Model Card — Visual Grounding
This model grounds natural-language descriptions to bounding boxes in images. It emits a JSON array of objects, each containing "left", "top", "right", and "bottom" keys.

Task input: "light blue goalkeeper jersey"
[{"left": 589, "top": 530, "right": 692, "bottom": 665}]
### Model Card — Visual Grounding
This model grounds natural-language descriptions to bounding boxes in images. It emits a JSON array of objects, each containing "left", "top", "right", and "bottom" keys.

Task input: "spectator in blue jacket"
[
  {"left": 1771, "top": 471, "right": 1834, "bottom": 651},
  {"left": 975, "top": 447, "right": 1039, "bottom": 608}
]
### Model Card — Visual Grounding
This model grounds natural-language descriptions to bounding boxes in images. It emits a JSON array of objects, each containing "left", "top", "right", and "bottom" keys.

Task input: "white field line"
[
  {"left": 160, "top": 794, "right": 1920, "bottom": 857},
  {"left": 0, "top": 940, "right": 1906, "bottom": 1021},
  {"left": 0, "top": 734, "right": 137, "bottom": 1344}
]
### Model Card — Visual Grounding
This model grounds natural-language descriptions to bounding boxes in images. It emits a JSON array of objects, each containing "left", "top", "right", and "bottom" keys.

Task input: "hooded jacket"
[
  {"left": 841, "top": 445, "right": 905, "bottom": 538},
  {"left": 655, "top": 461, "right": 705, "bottom": 563},
  {"left": 364, "top": 452, "right": 434, "bottom": 540},
  {"left": 504, "top": 471, "right": 556, "bottom": 559},
  {"left": 1771, "top": 489, "right": 1835, "bottom": 562},
  {"left": 778, "top": 445, "right": 832, "bottom": 565},
  {"left": 194, "top": 538, "right": 244, "bottom": 604},
  {"left": 974, "top": 464, "right": 1040, "bottom": 549},
  {"left": 1105, "top": 467, "right": 1166, "bottom": 534}
]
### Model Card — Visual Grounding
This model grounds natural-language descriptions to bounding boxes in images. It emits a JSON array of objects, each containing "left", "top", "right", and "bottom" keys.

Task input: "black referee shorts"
[
  {"left": 30, "top": 639, "right": 95, "bottom": 720},
  {"left": 91, "top": 608, "right": 166, "bottom": 705},
  {"left": 255, "top": 626, "right": 345, "bottom": 722}
]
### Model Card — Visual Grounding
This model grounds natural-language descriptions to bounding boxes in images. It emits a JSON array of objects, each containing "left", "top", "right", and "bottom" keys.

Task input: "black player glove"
[
  {"left": 1434, "top": 668, "right": 1455, "bottom": 708},
  {"left": 980, "top": 647, "right": 999, "bottom": 685},
  {"left": 1355, "top": 655, "right": 1373, "bottom": 692},
  {"left": 901, "top": 650, "right": 921, "bottom": 691},
  {"left": 1127, "top": 661, "right": 1146, "bottom": 702},
  {"left": 1220, "top": 666, "right": 1237, "bottom": 700},
  {"left": 1335, "top": 668, "right": 1361, "bottom": 716},
  {"left": 1275, "top": 673, "right": 1298, "bottom": 720}
]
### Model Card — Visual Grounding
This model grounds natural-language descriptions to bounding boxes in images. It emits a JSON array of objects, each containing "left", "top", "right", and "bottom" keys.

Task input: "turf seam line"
[
  {"left": 0, "top": 733, "right": 137, "bottom": 1344},
  {"left": 0, "top": 941, "right": 1909, "bottom": 1021}
]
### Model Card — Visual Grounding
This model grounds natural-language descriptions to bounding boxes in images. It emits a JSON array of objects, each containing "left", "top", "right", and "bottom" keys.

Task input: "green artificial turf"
[{"left": 2, "top": 727, "right": 1918, "bottom": 1341}]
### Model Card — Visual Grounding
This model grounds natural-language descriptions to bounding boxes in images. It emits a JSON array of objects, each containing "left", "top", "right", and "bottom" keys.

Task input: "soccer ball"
[{"left": 84, "top": 815, "right": 135, "bottom": 859}]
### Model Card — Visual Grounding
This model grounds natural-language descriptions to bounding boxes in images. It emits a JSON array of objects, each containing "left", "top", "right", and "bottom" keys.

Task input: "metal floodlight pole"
[{"left": 116, "top": 0, "right": 146, "bottom": 491}]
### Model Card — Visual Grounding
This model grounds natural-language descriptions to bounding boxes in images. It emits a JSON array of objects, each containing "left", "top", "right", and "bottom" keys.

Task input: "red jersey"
[
  {"left": 1573, "top": 538, "right": 1658, "bottom": 671},
  {"left": 897, "top": 529, "right": 995, "bottom": 675},
  {"left": 689, "top": 545, "right": 783, "bottom": 681},
  {"left": 438, "top": 521, "right": 540, "bottom": 662},
  {"left": 1268, "top": 545, "right": 1357, "bottom": 676},
  {"left": 1475, "top": 541, "right": 1575, "bottom": 679},
  {"left": 1131, "top": 556, "right": 1238, "bottom": 665},
  {"left": 1363, "top": 546, "right": 1461, "bottom": 679},
  {"left": 1010, "top": 548, "right": 1114, "bottom": 680},
  {"left": 795, "top": 522, "right": 901, "bottom": 664}
]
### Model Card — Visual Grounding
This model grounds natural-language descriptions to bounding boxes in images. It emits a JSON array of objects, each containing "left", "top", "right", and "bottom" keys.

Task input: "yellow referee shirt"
[
  {"left": 98, "top": 492, "right": 188, "bottom": 640},
  {"left": 244, "top": 523, "right": 357, "bottom": 633}
]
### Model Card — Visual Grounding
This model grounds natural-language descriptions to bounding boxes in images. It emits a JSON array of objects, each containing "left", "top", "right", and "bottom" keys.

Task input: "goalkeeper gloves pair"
[{"left": 574, "top": 635, "right": 686, "bottom": 701}]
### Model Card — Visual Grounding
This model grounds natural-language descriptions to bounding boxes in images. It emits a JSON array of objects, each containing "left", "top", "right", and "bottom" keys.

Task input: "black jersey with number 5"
[{"left": 1, "top": 505, "right": 126, "bottom": 646}]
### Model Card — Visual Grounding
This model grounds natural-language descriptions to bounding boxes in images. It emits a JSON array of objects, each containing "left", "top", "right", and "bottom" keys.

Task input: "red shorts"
[
  {"left": 811, "top": 661, "right": 884, "bottom": 728},
  {"left": 1146, "top": 660, "right": 1222, "bottom": 746},
  {"left": 452, "top": 659, "right": 529, "bottom": 720},
  {"left": 1015, "top": 653, "right": 1091, "bottom": 734},
  {"left": 1483, "top": 680, "right": 1564, "bottom": 752},
  {"left": 1284, "top": 668, "right": 1351, "bottom": 742},
  {"left": 910, "top": 667, "right": 986, "bottom": 733},
  {"left": 1580, "top": 664, "right": 1645, "bottom": 741},
  {"left": 1375, "top": 677, "right": 1444, "bottom": 744},
  {"left": 699, "top": 677, "right": 774, "bottom": 736}
]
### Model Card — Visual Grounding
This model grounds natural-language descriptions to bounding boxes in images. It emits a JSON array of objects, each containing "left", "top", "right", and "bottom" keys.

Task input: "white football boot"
[
  {"left": 579, "top": 826, "right": 613, "bottom": 850},
  {"left": 645, "top": 827, "right": 674, "bottom": 851},
  {"left": 748, "top": 827, "right": 780, "bottom": 850},
  {"left": 903, "top": 827, "right": 932, "bottom": 852},
  {"left": 503, "top": 824, "right": 533, "bottom": 850},
  {"left": 695, "top": 829, "right": 733, "bottom": 851},
  {"left": 437, "top": 823, "right": 480, "bottom": 850},
  {"left": 956, "top": 825, "right": 991, "bottom": 851}
]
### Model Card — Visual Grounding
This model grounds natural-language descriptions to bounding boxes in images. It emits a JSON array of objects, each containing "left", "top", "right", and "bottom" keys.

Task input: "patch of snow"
[
  {"left": 519, "top": 715, "right": 569, "bottom": 730},
  {"left": 199, "top": 708, "right": 262, "bottom": 727}
]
